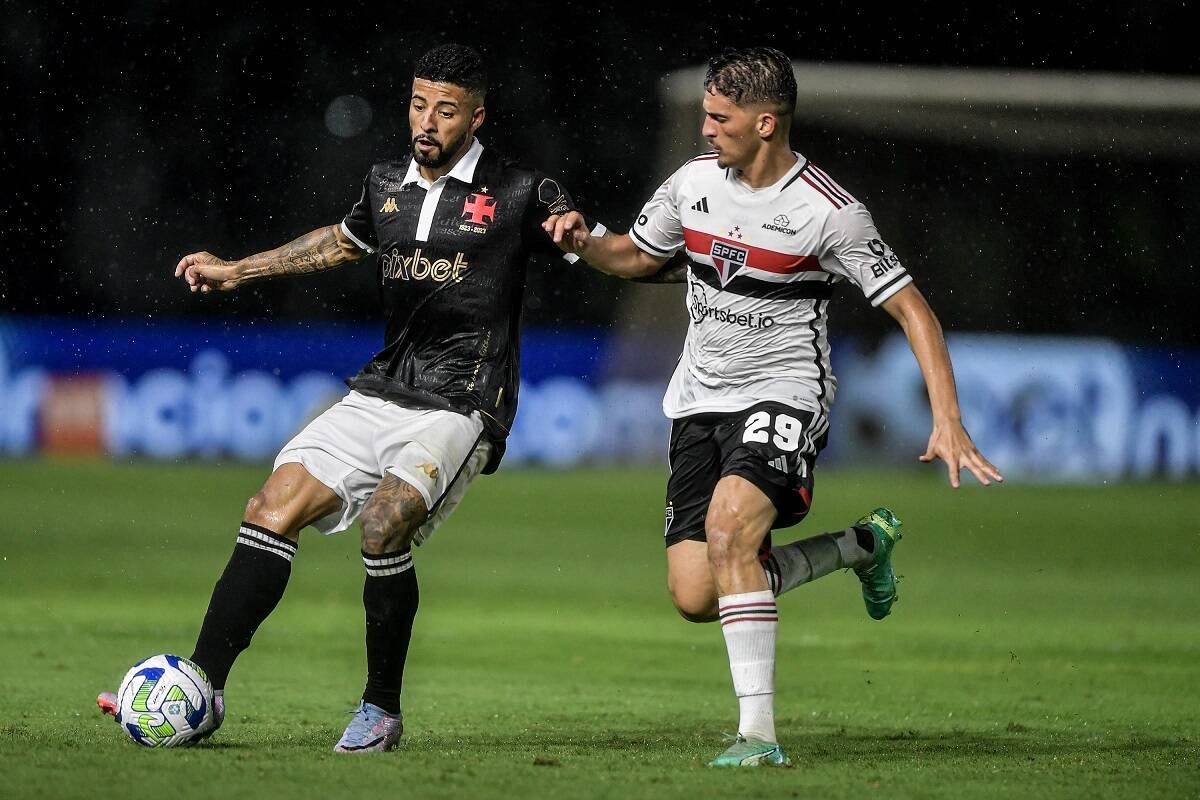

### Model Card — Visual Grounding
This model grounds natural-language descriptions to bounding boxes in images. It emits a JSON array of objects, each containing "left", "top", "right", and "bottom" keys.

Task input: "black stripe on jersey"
[
  {"left": 867, "top": 271, "right": 910, "bottom": 303},
  {"left": 686, "top": 152, "right": 720, "bottom": 164},
  {"left": 631, "top": 227, "right": 674, "bottom": 256},
  {"left": 809, "top": 299, "right": 828, "bottom": 405},
  {"left": 778, "top": 158, "right": 807, "bottom": 193},
  {"left": 691, "top": 261, "right": 834, "bottom": 300},
  {"left": 804, "top": 165, "right": 852, "bottom": 206},
  {"left": 780, "top": 171, "right": 805, "bottom": 192},
  {"left": 426, "top": 430, "right": 486, "bottom": 516}
]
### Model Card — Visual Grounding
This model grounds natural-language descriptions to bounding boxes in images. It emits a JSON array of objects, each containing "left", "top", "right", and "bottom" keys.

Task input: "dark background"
[{"left": 5, "top": 2, "right": 1198, "bottom": 345}]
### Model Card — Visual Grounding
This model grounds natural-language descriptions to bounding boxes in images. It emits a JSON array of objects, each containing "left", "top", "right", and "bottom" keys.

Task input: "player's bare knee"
[
  {"left": 360, "top": 483, "right": 427, "bottom": 555},
  {"left": 360, "top": 524, "right": 415, "bottom": 555},
  {"left": 359, "top": 507, "right": 417, "bottom": 555},
  {"left": 704, "top": 521, "right": 738, "bottom": 563},
  {"left": 243, "top": 490, "right": 285, "bottom": 533},
  {"left": 705, "top": 521, "right": 758, "bottom": 572},
  {"left": 669, "top": 586, "right": 718, "bottom": 622}
]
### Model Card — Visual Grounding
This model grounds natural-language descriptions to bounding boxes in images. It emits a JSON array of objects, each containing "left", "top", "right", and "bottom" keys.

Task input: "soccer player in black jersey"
[{"left": 96, "top": 44, "right": 595, "bottom": 752}]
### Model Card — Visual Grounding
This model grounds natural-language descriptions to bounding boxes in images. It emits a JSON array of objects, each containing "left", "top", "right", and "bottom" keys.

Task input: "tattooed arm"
[{"left": 174, "top": 225, "right": 368, "bottom": 293}]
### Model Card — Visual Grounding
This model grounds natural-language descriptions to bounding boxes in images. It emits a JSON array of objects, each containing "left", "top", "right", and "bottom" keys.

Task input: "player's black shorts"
[{"left": 663, "top": 402, "right": 827, "bottom": 548}]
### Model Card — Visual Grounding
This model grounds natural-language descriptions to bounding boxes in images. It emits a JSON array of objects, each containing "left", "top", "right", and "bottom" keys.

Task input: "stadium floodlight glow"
[{"left": 656, "top": 62, "right": 1200, "bottom": 160}]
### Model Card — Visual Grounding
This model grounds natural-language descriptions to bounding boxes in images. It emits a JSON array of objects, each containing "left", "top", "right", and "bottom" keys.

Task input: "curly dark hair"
[
  {"left": 704, "top": 47, "right": 796, "bottom": 116},
  {"left": 413, "top": 43, "right": 488, "bottom": 99}
]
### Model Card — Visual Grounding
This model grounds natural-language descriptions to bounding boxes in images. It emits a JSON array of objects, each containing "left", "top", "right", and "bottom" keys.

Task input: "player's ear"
[
  {"left": 470, "top": 103, "right": 486, "bottom": 135},
  {"left": 757, "top": 112, "right": 777, "bottom": 140}
]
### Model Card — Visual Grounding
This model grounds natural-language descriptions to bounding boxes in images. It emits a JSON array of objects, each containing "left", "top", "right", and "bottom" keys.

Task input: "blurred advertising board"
[
  {"left": 1, "top": 318, "right": 1196, "bottom": 480},
  {"left": 830, "top": 334, "right": 1200, "bottom": 482},
  {"left": 0, "top": 317, "right": 668, "bottom": 467}
]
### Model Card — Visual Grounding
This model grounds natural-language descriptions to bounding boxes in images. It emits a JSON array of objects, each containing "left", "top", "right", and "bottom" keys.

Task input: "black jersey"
[{"left": 339, "top": 139, "right": 577, "bottom": 471}]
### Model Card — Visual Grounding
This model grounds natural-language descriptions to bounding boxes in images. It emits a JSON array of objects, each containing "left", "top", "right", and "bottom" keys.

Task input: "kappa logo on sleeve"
[{"left": 380, "top": 196, "right": 398, "bottom": 213}]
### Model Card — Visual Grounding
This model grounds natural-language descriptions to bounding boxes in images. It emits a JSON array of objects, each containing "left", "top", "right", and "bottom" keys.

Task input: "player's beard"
[{"left": 412, "top": 129, "right": 470, "bottom": 168}]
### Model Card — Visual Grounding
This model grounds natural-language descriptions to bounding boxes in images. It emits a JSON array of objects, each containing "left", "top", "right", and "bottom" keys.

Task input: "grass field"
[{"left": 1, "top": 460, "right": 1198, "bottom": 798}]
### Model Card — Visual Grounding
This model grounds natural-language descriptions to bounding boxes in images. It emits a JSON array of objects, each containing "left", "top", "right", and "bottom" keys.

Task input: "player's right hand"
[
  {"left": 174, "top": 252, "right": 241, "bottom": 293},
  {"left": 542, "top": 212, "right": 591, "bottom": 256}
]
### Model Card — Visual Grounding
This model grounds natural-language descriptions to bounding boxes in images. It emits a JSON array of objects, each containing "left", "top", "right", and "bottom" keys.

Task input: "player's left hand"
[
  {"left": 542, "top": 211, "right": 590, "bottom": 255},
  {"left": 920, "top": 420, "right": 1003, "bottom": 488}
]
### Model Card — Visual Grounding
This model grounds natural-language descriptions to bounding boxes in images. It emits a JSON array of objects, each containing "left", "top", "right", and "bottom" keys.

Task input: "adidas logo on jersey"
[
  {"left": 769, "top": 456, "right": 789, "bottom": 473},
  {"left": 690, "top": 197, "right": 710, "bottom": 213}
]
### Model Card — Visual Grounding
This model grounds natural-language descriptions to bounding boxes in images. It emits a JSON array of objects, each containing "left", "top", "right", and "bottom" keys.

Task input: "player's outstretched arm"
[
  {"left": 881, "top": 284, "right": 1004, "bottom": 488},
  {"left": 174, "top": 225, "right": 368, "bottom": 293},
  {"left": 542, "top": 212, "right": 668, "bottom": 279}
]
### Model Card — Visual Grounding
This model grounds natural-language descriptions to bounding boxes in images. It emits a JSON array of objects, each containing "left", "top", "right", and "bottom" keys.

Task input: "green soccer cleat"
[
  {"left": 853, "top": 507, "right": 904, "bottom": 620},
  {"left": 706, "top": 735, "right": 791, "bottom": 767}
]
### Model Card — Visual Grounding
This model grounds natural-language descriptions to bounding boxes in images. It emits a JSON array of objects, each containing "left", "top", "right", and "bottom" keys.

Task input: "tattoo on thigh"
[{"left": 361, "top": 474, "right": 429, "bottom": 552}]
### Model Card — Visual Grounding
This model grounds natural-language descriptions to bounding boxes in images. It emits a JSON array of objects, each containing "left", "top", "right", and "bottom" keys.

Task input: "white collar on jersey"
[{"left": 402, "top": 137, "right": 484, "bottom": 190}]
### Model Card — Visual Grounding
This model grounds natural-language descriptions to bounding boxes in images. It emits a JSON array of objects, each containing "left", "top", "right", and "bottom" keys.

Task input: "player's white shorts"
[{"left": 274, "top": 390, "right": 491, "bottom": 545}]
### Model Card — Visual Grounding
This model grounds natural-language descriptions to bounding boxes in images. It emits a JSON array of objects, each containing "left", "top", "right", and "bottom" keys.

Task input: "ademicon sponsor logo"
[{"left": 381, "top": 247, "right": 469, "bottom": 283}]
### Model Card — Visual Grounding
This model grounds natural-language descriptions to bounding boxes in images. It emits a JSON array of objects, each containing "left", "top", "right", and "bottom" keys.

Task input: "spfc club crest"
[{"left": 710, "top": 239, "right": 748, "bottom": 286}]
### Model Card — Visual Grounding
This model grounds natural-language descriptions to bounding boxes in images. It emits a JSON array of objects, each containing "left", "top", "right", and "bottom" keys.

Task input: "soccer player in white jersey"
[{"left": 545, "top": 47, "right": 1002, "bottom": 767}]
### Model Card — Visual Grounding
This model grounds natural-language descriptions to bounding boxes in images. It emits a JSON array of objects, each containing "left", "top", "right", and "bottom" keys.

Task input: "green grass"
[{"left": 1, "top": 460, "right": 1198, "bottom": 798}]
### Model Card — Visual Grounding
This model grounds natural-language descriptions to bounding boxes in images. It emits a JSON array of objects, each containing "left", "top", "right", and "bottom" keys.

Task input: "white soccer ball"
[{"left": 115, "top": 654, "right": 214, "bottom": 748}]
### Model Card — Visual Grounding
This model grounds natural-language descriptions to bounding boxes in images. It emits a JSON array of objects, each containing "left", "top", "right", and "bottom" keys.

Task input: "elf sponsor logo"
[
  {"left": 381, "top": 247, "right": 469, "bottom": 283},
  {"left": 867, "top": 238, "right": 902, "bottom": 278}
]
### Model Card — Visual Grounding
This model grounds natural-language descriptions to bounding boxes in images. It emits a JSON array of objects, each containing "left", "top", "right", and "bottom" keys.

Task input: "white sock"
[
  {"left": 762, "top": 527, "right": 873, "bottom": 596},
  {"left": 718, "top": 590, "right": 778, "bottom": 743}
]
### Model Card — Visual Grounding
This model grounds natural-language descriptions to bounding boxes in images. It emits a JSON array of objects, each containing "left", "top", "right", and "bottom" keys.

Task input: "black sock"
[
  {"left": 190, "top": 522, "right": 296, "bottom": 690},
  {"left": 361, "top": 549, "right": 418, "bottom": 715},
  {"left": 855, "top": 526, "right": 876, "bottom": 554}
]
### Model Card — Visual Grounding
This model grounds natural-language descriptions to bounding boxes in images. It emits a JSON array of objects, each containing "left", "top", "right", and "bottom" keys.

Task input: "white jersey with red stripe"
[{"left": 630, "top": 151, "right": 912, "bottom": 419}]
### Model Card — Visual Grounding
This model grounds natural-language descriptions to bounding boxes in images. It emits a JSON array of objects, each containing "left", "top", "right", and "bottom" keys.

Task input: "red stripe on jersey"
[
  {"left": 800, "top": 172, "right": 844, "bottom": 208},
  {"left": 683, "top": 227, "right": 823, "bottom": 274}
]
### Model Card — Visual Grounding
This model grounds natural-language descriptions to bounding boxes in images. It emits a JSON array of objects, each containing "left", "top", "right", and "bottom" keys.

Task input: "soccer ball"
[{"left": 115, "top": 654, "right": 214, "bottom": 747}]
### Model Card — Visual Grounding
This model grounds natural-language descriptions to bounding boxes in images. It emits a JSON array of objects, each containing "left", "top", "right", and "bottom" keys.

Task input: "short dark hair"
[
  {"left": 413, "top": 43, "right": 488, "bottom": 99},
  {"left": 704, "top": 47, "right": 796, "bottom": 117}
]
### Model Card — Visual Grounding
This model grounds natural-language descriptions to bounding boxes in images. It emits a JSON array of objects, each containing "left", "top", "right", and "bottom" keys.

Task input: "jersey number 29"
[{"left": 743, "top": 411, "right": 803, "bottom": 452}]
